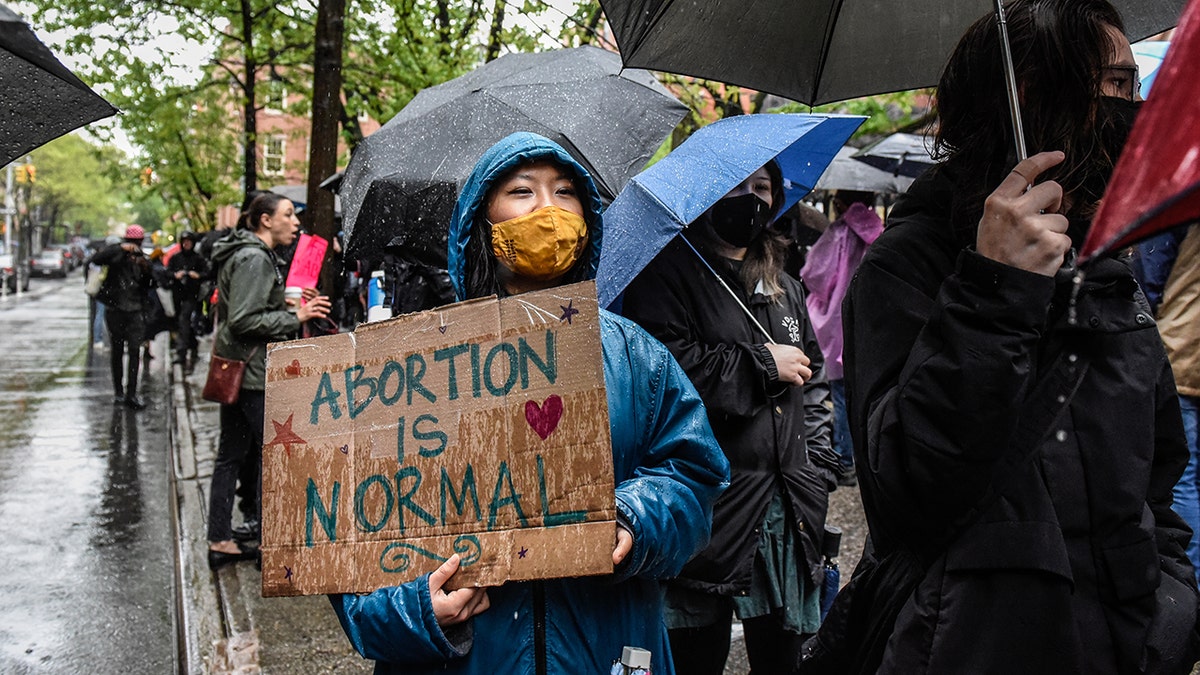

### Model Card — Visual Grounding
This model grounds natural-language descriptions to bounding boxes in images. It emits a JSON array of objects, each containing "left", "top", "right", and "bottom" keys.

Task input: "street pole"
[
  {"left": 4, "top": 164, "right": 13, "bottom": 255},
  {"left": 2, "top": 164, "right": 12, "bottom": 298}
]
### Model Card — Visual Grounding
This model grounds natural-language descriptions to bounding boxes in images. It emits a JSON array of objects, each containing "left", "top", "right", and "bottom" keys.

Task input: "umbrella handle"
[
  {"left": 679, "top": 236, "right": 777, "bottom": 345},
  {"left": 995, "top": 0, "right": 1029, "bottom": 162}
]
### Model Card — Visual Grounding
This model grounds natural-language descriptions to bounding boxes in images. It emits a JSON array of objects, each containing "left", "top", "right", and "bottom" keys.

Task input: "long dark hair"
[
  {"left": 245, "top": 192, "right": 287, "bottom": 233},
  {"left": 741, "top": 160, "right": 788, "bottom": 301},
  {"left": 934, "top": 0, "right": 1124, "bottom": 244},
  {"left": 461, "top": 160, "right": 595, "bottom": 301}
]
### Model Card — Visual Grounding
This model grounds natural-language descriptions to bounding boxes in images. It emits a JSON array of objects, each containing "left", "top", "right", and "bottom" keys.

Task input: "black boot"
[{"left": 124, "top": 350, "right": 143, "bottom": 409}]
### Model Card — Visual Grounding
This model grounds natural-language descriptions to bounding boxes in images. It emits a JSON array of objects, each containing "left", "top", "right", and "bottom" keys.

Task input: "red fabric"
[{"left": 1081, "top": 0, "right": 1200, "bottom": 262}]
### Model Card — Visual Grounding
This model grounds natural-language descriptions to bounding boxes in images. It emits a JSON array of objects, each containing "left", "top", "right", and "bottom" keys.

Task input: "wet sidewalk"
[{"left": 170, "top": 335, "right": 369, "bottom": 675}]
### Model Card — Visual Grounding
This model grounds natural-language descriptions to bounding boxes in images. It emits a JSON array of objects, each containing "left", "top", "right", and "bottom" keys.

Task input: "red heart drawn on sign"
[
  {"left": 285, "top": 359, "right": 301, "bottom": 376},
  {"left": 525, "top": 395, "right": 563, "bottom": 440}
]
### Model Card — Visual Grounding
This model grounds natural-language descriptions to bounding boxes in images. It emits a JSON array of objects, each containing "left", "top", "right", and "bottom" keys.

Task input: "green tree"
[
  {"left": 33, "top": 0, "right": 316, "bottom": 206},
  {"left": 771, "top": 90, "right": 935, "bottom": 143},
  {"left": 26, "top": 134, "right": 130, "bottom": 241}
]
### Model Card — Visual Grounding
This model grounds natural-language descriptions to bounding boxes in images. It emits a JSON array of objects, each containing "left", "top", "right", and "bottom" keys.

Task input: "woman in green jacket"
[{"left": 206, "top": 193, "right": 331, "bottom": 569}]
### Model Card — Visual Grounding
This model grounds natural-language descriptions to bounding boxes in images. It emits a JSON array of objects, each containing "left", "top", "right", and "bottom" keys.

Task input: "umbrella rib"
[
  {"left": 809, "top": 0, "right": 847, "bottom": 105},
  {"left": 678, "top": 235, "right": 775, "bottom": 344}
]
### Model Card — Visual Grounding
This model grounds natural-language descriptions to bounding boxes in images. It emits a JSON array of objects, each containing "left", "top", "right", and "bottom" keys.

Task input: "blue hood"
[{"left": 447, "top": 132, "right": 604, "bottom": 301}]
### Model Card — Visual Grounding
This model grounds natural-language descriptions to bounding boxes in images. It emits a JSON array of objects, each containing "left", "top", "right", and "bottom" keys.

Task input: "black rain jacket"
[
  {"left": 844, "top": 167, "right": 1199, "bottom": 674},
  {"left": 623, "top": 235, "right": 838, "bottom": 594}
]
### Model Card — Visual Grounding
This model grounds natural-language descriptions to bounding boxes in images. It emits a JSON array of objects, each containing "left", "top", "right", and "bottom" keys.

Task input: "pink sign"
[{"left": 285, "top": 234, "right": 328, "bottom": 290}]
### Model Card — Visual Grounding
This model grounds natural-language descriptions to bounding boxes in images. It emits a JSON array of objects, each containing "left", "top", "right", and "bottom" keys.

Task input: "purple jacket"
[{"left": 800, "top": 202, "right": 882, "bottom": 380}]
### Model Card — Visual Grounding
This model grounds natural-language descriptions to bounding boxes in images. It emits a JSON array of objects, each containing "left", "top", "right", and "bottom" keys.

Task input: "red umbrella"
[{"left": 1080, "top": 0, "right": 1200, "bottom": 262}]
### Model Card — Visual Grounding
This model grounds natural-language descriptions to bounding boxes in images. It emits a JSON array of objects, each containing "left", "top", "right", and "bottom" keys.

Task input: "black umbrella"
[
  {"left": 0, "top": 3, "right": 117, "bottom": 166},
  {"left": 817, "top": 146, "right": 914, "bottom": 194},
  {"left": 598, "top": 0, "right": 1183, "bottom": 106},
  {"left": 340, "top": 45, "right": 687, "bottom": 261},
  {"left": 851, "top": 133, "right": 936, "bottom": 180}
]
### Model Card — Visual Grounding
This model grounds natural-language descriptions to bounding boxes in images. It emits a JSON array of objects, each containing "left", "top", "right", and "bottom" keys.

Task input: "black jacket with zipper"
[
  {"left": 843, "top": 167, "right": 1199, "bottom": 674},
  {"left": 623, "top": 234, "right": 838, "bottom": 594}
]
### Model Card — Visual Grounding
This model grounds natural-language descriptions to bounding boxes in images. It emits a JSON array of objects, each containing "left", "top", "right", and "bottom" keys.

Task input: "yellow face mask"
[{"left": 490, "top": 205, "right": 589, "bottom": 281}]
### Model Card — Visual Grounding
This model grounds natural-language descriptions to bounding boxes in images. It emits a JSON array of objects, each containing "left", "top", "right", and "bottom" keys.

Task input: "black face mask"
[
  {"left": 705, "top": 193, "right": 771, "bottom": 248},
  {"left": 1097, "top": 96, "right": 1142, "bottom": 160},
  {"left": 1064, "top": 97, "right": 1143, "bottom": 242}
]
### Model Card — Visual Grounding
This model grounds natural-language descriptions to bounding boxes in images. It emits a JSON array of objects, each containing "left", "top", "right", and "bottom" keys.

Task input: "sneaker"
[{"left": 837, "top": 471, "right": 858, "bottom": 487}]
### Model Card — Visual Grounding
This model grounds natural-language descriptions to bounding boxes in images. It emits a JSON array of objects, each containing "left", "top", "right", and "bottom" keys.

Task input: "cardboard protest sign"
[
  {"left": 260, "top": 281, "right": 615, "bottom": 597},
  {"left": 284, "top": 233, "right": 328, "bottom": 290}
]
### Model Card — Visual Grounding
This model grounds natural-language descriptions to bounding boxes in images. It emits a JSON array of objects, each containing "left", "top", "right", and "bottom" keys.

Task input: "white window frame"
[
  {"left": 263, "top": 134, "right": 286, "bottom": 176},
  {"left": 263, "top": 81, "right": 288, "bottom": 115}
]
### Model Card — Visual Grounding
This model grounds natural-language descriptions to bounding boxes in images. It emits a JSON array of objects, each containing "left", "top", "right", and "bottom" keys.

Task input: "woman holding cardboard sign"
[
  {"left": 330, "top": 132, "right": 730, "bottom": 674},
  {"left": 206, "top": 193, "right": 331, "bottom": 569}
]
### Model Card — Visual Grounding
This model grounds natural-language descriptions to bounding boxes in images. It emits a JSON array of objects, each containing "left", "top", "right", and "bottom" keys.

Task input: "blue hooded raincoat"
[{"left": 331, "top": 132, "right": 730, "bottom": 675}]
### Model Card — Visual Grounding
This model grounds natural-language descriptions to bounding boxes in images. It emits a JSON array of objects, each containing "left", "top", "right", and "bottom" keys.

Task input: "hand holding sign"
[
  {"left": 430, "top": 554, "right": 491, "bottom": 627},
  {"left": 613, "top": 526, "right": 633, "bottom": 565}
]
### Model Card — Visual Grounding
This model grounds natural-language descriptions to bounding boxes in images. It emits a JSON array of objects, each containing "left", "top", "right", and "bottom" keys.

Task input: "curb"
[{"left": 170, "top": 350, "right": 262, "bottom": 674}]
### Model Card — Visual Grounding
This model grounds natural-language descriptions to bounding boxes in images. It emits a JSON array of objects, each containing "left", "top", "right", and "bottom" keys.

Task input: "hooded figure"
[{"left": 330, "top": 132, "right": 730, "bottom": 675}]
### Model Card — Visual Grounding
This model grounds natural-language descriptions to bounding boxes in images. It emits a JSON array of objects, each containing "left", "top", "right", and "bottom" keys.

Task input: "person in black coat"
[
  {"left": 623, "top": 160, "right": 839, "bottom": 675},
  {"left": 167, "top": 230, "right": 209, "bottom": 370},
  {"left": 92, "top": 225, "right": 153, "bottom": 409},
  {"left": 837, "top": 1, "right": 1199, "bottom": 673}
]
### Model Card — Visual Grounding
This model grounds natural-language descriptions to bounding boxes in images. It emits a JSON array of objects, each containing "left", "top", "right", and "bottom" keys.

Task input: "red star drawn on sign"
[{"left": 266, "top": 413, "right": 307, "bottom": 456}]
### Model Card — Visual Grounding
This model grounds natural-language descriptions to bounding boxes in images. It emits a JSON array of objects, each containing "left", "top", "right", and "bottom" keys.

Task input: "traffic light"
[
  {"left": 140, "top": 167, "right": 153, "bottom": 186},
  {"left": 15, "top": 164, "right": 34, "bottom": 184}
]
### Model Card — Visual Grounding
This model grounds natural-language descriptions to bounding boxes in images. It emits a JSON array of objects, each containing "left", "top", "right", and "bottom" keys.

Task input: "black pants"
[
  {"left": 669, "top": 612, "right": 807, "bottom": 675},
  {"left": 173, "top": 296, "right": 199, "bottom": 361},
  {"left": 105, "top": 308, "right": 145, "bottom": 398},
  {"left": 207, "top": 389, "right": 264, "bottom": 542}
]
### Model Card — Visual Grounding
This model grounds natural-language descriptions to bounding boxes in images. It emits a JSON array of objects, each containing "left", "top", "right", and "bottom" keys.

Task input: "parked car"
[
  {"left": 31, "top": 248, "right": 69, "bottom": 278},
  {"left": 50, "top": 244, "right": 80, "bottom": 271},
  {"left": 0, "top": 254, "right": 30, "bottom": 292}
]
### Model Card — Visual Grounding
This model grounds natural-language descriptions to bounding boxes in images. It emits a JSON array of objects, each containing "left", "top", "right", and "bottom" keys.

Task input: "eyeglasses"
[{"left": 1101, "top": 65, "right": 1141, "bottom": 101}]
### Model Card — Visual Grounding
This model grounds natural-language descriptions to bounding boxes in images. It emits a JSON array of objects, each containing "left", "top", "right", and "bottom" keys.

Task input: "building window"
[
  {"left": 263, "top": 135, "right": 286, "bottom": 176},
  {"left": 263, "top": 81, "right": 287, "bottom": 114}
]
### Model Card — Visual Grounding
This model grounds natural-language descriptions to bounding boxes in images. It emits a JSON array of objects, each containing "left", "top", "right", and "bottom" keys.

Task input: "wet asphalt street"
[{"left": 0, "top": 275, "right": 175, "bottom": 674}]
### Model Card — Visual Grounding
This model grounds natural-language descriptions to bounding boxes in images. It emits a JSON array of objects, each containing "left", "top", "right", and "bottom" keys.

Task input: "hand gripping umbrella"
[
  {"left": 0, "top": 3, "right": 117, "bottom": 166},
  {"left": 597, "top": 113, "right": 864, "bottom": 315},
  {"left": 339, "top": 45, "right": 686, "bottom": 263},
  {"left": 1081, "top": 0, "right": 1200, "bottom": 263}
]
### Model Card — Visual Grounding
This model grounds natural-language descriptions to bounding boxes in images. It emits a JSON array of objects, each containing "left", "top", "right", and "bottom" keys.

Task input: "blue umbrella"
[
  {"left": 597, "top": 113, "right": 864, "bottom": 309},
  {"left": 1133, "top": 40, "right": 1170, "bottom": 98}
]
